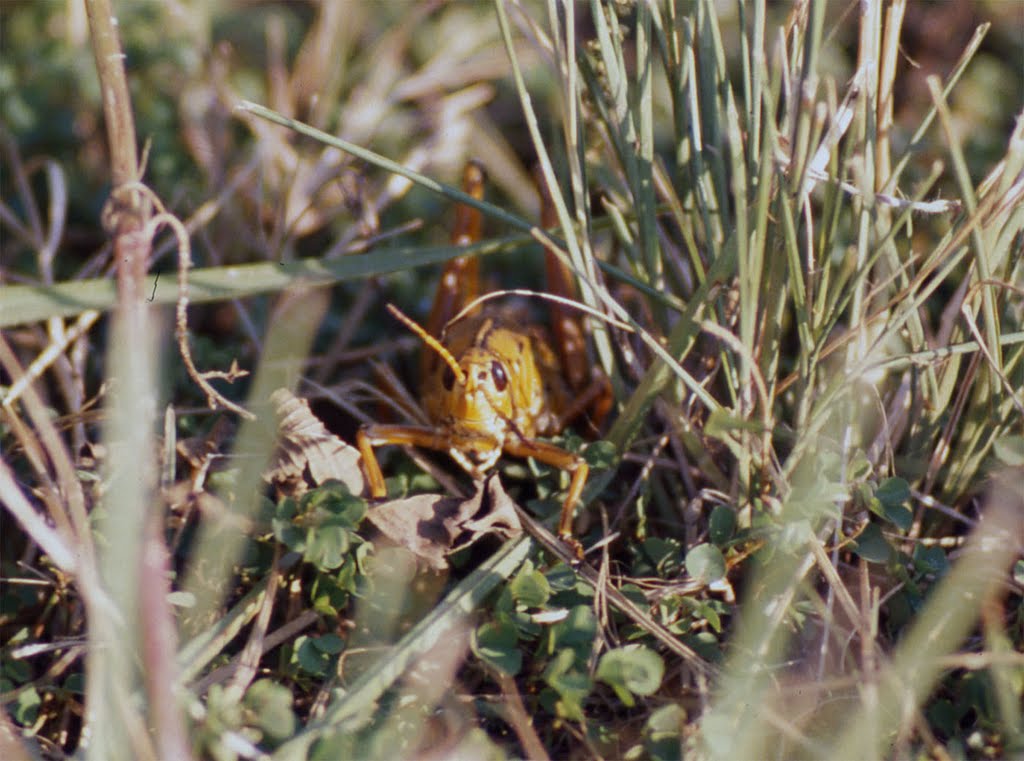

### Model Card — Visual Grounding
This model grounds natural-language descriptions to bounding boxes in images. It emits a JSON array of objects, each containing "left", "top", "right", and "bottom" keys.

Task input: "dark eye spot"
[
  {"left": 491, "top": 361, "right": 508, "bottom": 392},
  {"left": 443, "top": 365, "right": 456, "bottom": 391}
]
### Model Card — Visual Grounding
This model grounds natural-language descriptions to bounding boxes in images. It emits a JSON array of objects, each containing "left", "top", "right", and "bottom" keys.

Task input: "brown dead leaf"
[
  {"left": 264, "top": 388, "right": 365, "bottom": 497},
  {"left": 366, "top": 493, "right": 467, "bottom": 571},
  {"left": 450, "top": 476, "right": 523, "bottom": 553},
  {"left": 366, "top": 475, "right": 522, "bottom": 570}
]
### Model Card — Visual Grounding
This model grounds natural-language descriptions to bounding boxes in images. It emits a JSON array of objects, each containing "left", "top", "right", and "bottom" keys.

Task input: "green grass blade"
[{"left": 273, "top": 536, "right": 533, "bottom": 757}]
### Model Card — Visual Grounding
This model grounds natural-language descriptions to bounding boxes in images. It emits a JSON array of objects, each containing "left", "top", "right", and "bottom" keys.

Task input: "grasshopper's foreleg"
[
  {"left": 357, "top": 424, "right": 454, "bottom": 499},
  {"left": 503, "top": 437, "right": 588, "bottom": 558}
]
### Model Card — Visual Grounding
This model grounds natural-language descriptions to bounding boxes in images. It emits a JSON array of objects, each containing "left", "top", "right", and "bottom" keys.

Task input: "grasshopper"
[{"left": 357, "top": 162, "right": 610, "bottom": 556}]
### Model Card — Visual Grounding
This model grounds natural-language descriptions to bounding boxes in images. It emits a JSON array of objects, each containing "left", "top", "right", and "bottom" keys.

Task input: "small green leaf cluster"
[
  {"left": 471, "top": 557, "right": 693, "bottom": 755},
  {"left": 290, "top": 633, "right": 346, "bottom": 679},
  {"left": 2, "top": 656, "right": 41, "bottom": 727},
  {"left": 272, "top": 481, "right": 368, "bottom": 573},
  {"left": 197, "top": 680, "right": 297, "bottom": 760},
  {"left": 630, "top": 537, "right": 728, "bottom": 660},
  {"left": 190, "top": 481, "right": 377, "bottom": 757}
]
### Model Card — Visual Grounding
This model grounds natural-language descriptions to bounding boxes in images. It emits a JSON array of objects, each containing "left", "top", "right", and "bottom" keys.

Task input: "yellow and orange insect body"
[{"left": 357, "top": 161, "right": 608, "bottom": 556}]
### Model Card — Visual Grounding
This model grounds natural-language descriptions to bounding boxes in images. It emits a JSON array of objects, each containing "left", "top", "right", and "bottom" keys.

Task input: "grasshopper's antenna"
[{"left": 386, "top": 303, "right": 466, "bottom": 386}]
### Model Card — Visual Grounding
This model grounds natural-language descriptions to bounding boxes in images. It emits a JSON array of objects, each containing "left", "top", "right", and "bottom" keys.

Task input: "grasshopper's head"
[
  {"left": 387, "top": 305, "right": 516, "bottom": 468},
  {"left": 437, "top": 345, "right": 515, "bottom": 438}
]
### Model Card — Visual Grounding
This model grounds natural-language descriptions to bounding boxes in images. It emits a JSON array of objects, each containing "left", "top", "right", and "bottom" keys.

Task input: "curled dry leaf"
[
  {"left": 264, "top": 388, "right": 365, "bottom": 497},
  {"left": 367, "top": 475, "right": 522, "bottom": 571},
  {"left": 451, "top": 475, "right": 523, "bottom": 552}
]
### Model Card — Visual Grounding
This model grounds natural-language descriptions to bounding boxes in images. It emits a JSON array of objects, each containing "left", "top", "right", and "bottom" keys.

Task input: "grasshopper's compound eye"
[
  {"left": 443, "top": 365, "right": 456, "bottom": 391},
  {"left": 490, "top": 361, "right": 508, "bottom": 392}
]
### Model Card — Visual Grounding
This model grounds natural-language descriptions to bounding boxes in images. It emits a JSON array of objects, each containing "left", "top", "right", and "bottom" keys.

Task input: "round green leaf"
[
  {"left": 544, "top": 564, "right": 578, "bottom": 592},
  {"left": 304, "top": 525, "right": 350, "bottom": 570},
  {"left": 294, "top": 636, "right": 333, "bottom": 676},
  {"left": 634, "top": 537, "right": 684, "bottom": 577},
  {"left": 473, "top": 619, "right": 522, "bottom": 676},
  {"left": 871, "top": 478, "right": 913, "bottom": 529},
  {"left": 273, "top": 516, "right": 306, "bottom": 553},
  {"left": 875, "top": 477, "right": 910, "bottom": 508},
  {"left": 244, "top": 679, "right": 296, "bottom": 742},
  {"left": 311, "top": 632, "right": 345, "bottom": 654},
  {"left": 543, "top": 649, "right": 592, "bottom": 721},
  {"left": 12, "top": 687, "right": 41, "bottom": 725},
  {"left": 645, "top": 703, "right": 686, "bottom": 761},
  {"left": 685, "top": 543, "right": 726, "bottom": 584},
  {"left": 912, "top": 544, "right": 949, "bottom": 576},
  {"left": 682, "top": 631, "right": 722, "bottom": 662},
  {"left": 597, "top": 644, "right": 665, "bottom": 699},
  {"left": 880, "top": 501, "right": 913, "bottom": 531},
  {"left": 619, "top": 583, "right": 648, "bottom": 608},
  {"left": 852, "top": 522, "right": 893, "bottom": 563},
  {"left": 708, "top": 505, "right": 736, "bottom": 546},
  {"left": 691, "top": 599, "right": 722, "bottom": 633},
  {"left": 510, "top": 568, "right": 551, "bottom": 608},
  {"left": 275, "top": 497, "right": 298, "bottom": 521},
  {"left": 303, "top": 481, "right": 367, "bottom": 527},
  {"left": 550, "top": 605, "right": 597, "bottom": 653},
  {"left": 925, "top": 699, "right": 957, "bottom": 738},
  {"left": 310, "top": 572, "right": 350, "bottom": 617}
]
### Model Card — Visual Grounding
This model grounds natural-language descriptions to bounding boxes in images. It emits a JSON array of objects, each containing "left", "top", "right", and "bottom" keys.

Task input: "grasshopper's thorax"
[{"left": 422, "top": 315, "right": 558, "bottom": 474}]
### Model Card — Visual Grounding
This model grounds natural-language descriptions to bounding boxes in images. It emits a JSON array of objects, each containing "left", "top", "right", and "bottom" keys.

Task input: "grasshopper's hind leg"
[
  {"left": 421, "top": 161, "right": 486, "bottom": 364},
  {"left": 534, "top": 167, "right": 613, "bottom": 432}
]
